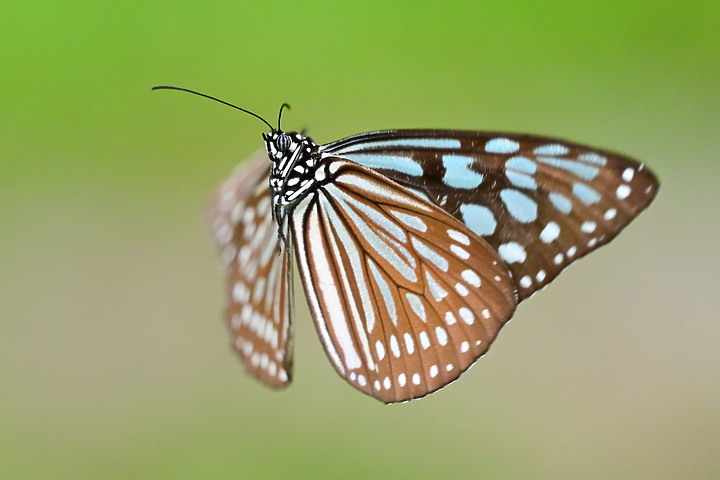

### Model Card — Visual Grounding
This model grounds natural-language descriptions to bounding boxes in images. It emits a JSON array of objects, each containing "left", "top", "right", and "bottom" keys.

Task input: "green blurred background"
[{"left": 2, "top": 1, "right": 719, "bottom": 478}]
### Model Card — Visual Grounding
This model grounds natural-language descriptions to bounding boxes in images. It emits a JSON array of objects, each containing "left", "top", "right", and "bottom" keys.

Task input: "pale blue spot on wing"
[
  {"left": 485, "top": 138, "right": 520, "bottom": 154},
  {"left": 406, "top": 293, "right": 427, "bottom": 321},
  {"left": 505, "top": 171, "right": 537, "bottom": 190},
  {"left": 500, "top": 189, "right": 538, "bottom": 223},
  {"left": 338, "top": 137, "right": 461, "bottom": 153},
  {"left": 341, "top": 153, "right": 423, "bottom": 176},
  {"left": 368, "top": 260, "right": 397, "bottom": 325},
  {"left": 442, "top": 154, "right": 484, "bottom": 189},
  {"left": 573, "top": 183, "right": 601, "bottom": 205},
  {"left": 578, "top": 152, "right": 607, "bottom": 165},
  {"left": 548, "top": 192, "right": 572, "bottom": 214},
  {"left": 538, "top": 157, "right": 599, "bottom": 180},
  {"left": 411, "top": 237, "right": 449, "bottom": 272},
  {"left": 460, "top": 204, "right": 497, "bottom": 236},
  {"left": 389, "top": 210, "right": 427, "bottom": 232},
  {"left": 506, "top": 156, "right": 537, "bottom": 174},
  {"left": 534, "top": 144, "right": 569, "bottom": 155}
]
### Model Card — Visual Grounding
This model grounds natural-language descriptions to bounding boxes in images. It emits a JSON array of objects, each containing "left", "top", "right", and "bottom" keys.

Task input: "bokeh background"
[{"left": 3, "top": 1, "right": 719, "bottom": 478}]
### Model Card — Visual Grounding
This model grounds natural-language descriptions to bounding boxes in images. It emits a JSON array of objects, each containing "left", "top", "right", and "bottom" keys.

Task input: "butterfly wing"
[
  {"left": 324, "top": 130, "right": 659, "bottom": 300},
  {"left": 290, "top": 158, "right": 517, "bottom": 403},
  {"left": 208, "top": 151, "right": 293, "bottom": 387}
]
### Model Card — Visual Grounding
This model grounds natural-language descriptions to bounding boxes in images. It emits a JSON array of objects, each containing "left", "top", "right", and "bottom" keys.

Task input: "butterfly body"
[
  {"left": 210, "top": 124, "right": 658, "bottom": 404},
  {"left": 264, "top": 131, "right": 321, "bottom": 233}
]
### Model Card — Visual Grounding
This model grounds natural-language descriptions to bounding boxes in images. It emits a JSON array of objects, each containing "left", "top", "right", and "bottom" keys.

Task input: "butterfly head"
[
  {"left": 262, "top": 102, "right": 315, "bottom": 161},
  {"left": 262, "top": 130, "right": 314, "bottom": 162}
]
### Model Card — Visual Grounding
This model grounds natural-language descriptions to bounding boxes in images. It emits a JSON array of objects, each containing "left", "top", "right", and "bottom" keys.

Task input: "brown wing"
[
  {"left": 208, "top": 151, "right": 293, "bottom": 387},
  {"left": 290, "top": 158, "right": 517, "bottom": 403}
]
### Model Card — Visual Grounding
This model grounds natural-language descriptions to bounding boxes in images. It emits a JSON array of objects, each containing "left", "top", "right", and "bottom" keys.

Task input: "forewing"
[
  {"left": 290, "top": 159, "right": 517, "bottom": 403},
  {"left": 325, "top": 130, "right": 659, "bottom": 300},
  {"left": 208, "top": 151, "right": 293, "bottom": 387}
]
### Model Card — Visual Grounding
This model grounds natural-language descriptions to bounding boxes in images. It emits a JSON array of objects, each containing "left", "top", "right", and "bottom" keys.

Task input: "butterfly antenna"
[
  {"left": 152, "top": 85, "right": 274, "bottom": 131},
  {"left": 277, "top": 103, "right": 291, "bottom": 131}
]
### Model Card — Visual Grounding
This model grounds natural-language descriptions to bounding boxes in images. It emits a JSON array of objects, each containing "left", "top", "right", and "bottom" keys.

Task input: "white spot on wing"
[
  {"left": 420, "top": 331, "right": 430, "bottom": 350},
  {"left": 425, "top": 270, "right": 448, "bottom": 302},
  {"left": 435, "top": 326, "right": 448, "bottom": 346},
  {"left": 540, "top": 222, "right": 560, "bottom": 243},
  {"left": 622, "top": 168, "right": 634, "bottom": 182},
  {"left": 451, "top": 244, "right": 470, "bottom": 259},
  {"left": 498, "top": 242, "right": 527, "bottom": 264},
  {"left": 461, "top": 269, "right": 481, "bottom": 287},
  {"left": 459, "top": 307, "right": 475, "bottom": 325},
  {"left": 404, "top": 333, "right": 415, "bottom": 354},
  {"left": 448, "top": 229, "right": 470, "bottom": 245},
  {"left": 616, "top": 184, "right": 631, "bottom": 199},
  {"left": 455, "top": 283, "right": 469, "bottom": 296},
  {"left": 376, "top": 340, "right": 386, "bottom": 360},
  {"left": 390, "top": 335, "right": 401, "bottom": 358},
  {"left": 581, "top": 221, "right": 596, "bottom": 233}
]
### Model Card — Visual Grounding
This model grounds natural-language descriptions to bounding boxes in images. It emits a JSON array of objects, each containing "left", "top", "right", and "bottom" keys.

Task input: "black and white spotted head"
[
  {"left": 262, "top": 102, "right": 314, "bottom": 172},
  {"left": 262, "top": 130, "right": 314, "bottom": 165}
]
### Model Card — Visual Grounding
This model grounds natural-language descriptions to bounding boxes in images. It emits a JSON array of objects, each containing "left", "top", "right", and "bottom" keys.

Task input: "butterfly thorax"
[{"left": 263, "top": 131, "right": 324, "bottom": 232}]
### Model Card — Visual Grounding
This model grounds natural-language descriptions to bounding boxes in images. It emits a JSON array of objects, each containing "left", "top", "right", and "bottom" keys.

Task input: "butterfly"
[{"left": 154, "top": 86, "right": 659, "bottom": 404}]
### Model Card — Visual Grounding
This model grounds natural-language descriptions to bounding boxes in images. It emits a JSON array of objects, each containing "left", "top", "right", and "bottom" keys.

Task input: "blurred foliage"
[{"left": 2, "top": 1, "right": 719, "bottom": 478}]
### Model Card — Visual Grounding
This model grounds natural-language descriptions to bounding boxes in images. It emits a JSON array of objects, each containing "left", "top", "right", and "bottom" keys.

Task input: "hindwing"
[
  {"left": 208, "top": 151, "right": 293, "bottom": 387},
  {"left": 290, "top": 159, "right": 517, "bottom": 403}
]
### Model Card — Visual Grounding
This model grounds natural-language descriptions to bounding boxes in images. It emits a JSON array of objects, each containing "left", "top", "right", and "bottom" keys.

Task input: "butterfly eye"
[{"left": 276, "top": 133, "right": 292, "bottom": 152}]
